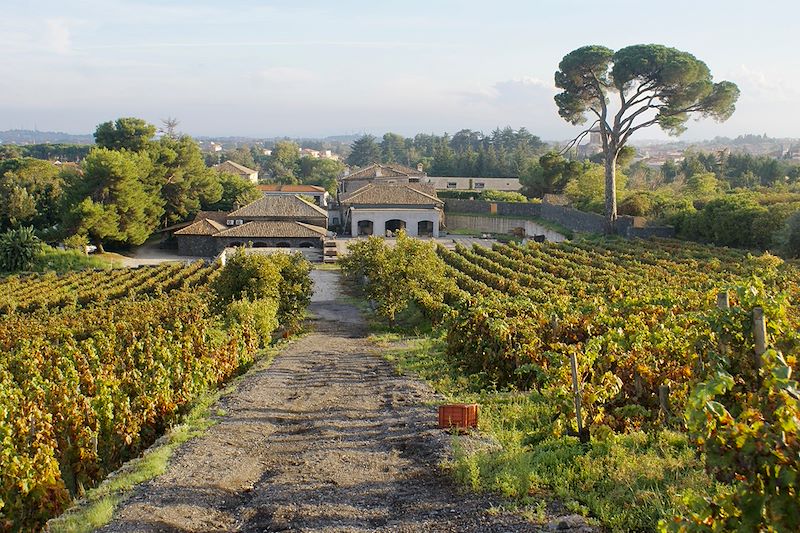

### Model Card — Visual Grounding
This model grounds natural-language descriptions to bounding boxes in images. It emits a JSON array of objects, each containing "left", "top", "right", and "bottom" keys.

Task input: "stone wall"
[
  {"left": 446, "top": 214, "right": 566, "bottom": 242},
  {"left": 539, "top": 202, "right": 609, "bottom": 233},
  {"left": 626, "top": 226, "right": 677, "bottom": 239},
  {"left": 445, "top": 198, "right": 674, "bottom": 238},
  {"left": 177, "top": 235, "right": 323, "bottom": 257},
  {"left": 177, "top": 235, "right": 217, "bottom": 257},
  {"left": 444, "top": 199, "right": 542, "bottom": 218}
]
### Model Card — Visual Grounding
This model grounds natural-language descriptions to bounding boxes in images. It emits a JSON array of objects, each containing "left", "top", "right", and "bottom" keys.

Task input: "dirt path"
[{"left": 97, "top": 270, "right": 586, "bottom": 532}]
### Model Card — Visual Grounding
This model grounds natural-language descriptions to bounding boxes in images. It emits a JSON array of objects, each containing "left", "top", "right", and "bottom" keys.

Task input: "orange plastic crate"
[{"left": 438, "top": 403, "right": 479, "bottom": 429}]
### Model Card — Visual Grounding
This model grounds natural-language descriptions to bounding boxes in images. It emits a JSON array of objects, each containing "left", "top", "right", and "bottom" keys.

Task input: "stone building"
[
  {"left": 257, "top": 184, "right": 330, "bottom": 207},
  {"left": 174, "top": 195, "right": 328, "bottom": 256},
  {"left": 338, "top": 183, "right": 443, "bottom": 237},
  {"left": 339, "top": 163, "right": 426, "bottom": 194}
]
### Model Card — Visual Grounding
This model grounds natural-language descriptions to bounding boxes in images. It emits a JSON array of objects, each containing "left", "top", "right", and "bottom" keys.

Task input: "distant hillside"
[{"left": 0, "top": 129, "right": 94, "bottom": 145}]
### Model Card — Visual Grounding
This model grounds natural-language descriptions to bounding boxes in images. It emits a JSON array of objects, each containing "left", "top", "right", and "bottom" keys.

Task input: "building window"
[
  {"left": 235, "top": 219, "right": 244, "bottom": 225},
  {"left": 409, "top": 178, "right": 420, "bottom": 183},
  {"left": 447, "top": 182, "right": 458, "bottom": 189},
  {"left": 474, "top": 182, "right": 485, "bottom": 189},
  {"left": 226, "top": 220, "right": 234, "bottom": 226}
]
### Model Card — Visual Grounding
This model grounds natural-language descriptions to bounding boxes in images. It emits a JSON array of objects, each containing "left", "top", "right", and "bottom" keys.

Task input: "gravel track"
[{"left": 96, "top": 270, "right": 591, "bottom": 533}]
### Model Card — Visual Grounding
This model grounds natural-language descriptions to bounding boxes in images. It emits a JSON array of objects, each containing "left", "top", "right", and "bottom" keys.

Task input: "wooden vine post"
[
  {"left": 753, "top": 306, "right": 767, "bottom": 372},
  {"left": 716, "top": 291, "right": 730, "bottom": 310},
  {"left": 569, "top": 352, "right": 588, "bottom": 442},
  {"left": 658, "top": 384, "right": 671, "bottom": 420}
]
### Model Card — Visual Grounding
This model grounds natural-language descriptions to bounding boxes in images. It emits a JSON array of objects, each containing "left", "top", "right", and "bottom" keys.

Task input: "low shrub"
[
  {"left": 211, "top": 249, "right": 282, "bottom": 307},
  {"left": 0, "top": 226, "right": 41, "bottom": 272},
  {"left": 225, "top": 298, "right": 280, "bottom": 346}
]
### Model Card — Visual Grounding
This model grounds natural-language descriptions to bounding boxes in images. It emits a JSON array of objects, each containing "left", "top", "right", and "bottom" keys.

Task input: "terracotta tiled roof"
[
  {"left": 257, "top": 184, "right": 326, "bottom": 193},
  {"left": 214, "top": 160, "right": 258, "bottom": 175},
  {"left": 339, "top": 183, "right": 442, "bottom": 206},
  {"left": 227, "top": 195, "right": 328, "bottom": 219},
  {"left": 174, "top": 218, "right": 227, "bottom": 236},
  {"left": 342, "top": 163, "right": 425, "bottom": 181},
  {"left": 214, "top": 221, "right": 327, "bottom": 239},
  {"left": 193, "top": 210, "right": 229, "bottom": 223}
]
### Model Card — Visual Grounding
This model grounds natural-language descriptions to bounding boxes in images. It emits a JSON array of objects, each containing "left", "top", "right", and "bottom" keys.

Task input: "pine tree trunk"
[{"left": 604, "top": 153, "right": 618, "bottom": 234}]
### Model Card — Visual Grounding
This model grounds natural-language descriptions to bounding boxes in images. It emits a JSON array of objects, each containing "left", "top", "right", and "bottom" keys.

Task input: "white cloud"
[
  {"left": 735, "top": 64, "right": 797, "bottom": 101},
  {"left": 45, "top": 18, "right": 72, "bottom": 55}
]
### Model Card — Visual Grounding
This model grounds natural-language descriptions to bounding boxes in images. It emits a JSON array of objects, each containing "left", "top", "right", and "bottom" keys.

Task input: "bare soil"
[{"left": 97, "top": 270, "right": 592, "bottom": 533}]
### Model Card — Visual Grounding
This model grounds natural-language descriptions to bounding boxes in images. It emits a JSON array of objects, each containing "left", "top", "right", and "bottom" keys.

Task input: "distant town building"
[
  {"left": 422, "top": 176, "right": 521, "bottom": 192},
  {"left": 299, "top": 148, "right": 340, "bottom": 161},
  {"left": 213, "top": 160, "right": 259, "bottom": 183}
]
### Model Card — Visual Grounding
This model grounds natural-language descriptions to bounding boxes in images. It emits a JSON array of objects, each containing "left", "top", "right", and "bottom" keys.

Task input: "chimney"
[
  {"left": 417, "top": 163, "right": 423, "bottom": 172},
  {"left": 375, "top": 166, "right": 382, "bottom": 177}
]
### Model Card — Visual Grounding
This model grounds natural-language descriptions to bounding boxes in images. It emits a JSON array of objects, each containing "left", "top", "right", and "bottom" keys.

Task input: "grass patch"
[
  {"left": 47, "top": 345, "right": 282, "bottom": 533},
  {"left": 22, "top": 246, "right": 120, "bottom": 275},
  {"left": 377, "top": 327, "right": 720, "bottom": 532}
]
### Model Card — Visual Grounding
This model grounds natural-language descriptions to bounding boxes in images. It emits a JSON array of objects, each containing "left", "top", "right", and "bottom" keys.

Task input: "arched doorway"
[
  {"left": 357, "top": 220, "right": 374, "bottom": 236},
  {"left": 298, "top": 242, "right": 316, "bottom": 248},
  {"left": 417, "top": 220, "right": 434, "bottom": 237},
  {"left": 252, "top": 242, "right": 269, "bottom": 248},
  {"left": 275, "top": 242, "right": 291, "bottom": 248},
  {"left": 229, "top": 241, "right": 244, "bottom": 248},
  {"left": 385, "top": 219, "right": 406, "bottom": 235}
]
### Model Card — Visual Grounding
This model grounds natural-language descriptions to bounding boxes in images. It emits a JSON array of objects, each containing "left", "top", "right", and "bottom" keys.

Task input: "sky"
[{"left": 1, "top": 0, "right": 798, "bottom": 141}]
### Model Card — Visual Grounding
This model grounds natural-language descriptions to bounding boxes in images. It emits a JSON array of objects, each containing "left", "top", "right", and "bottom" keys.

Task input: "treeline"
[
  {"left": 624, "top": 150, "right": 800, "bottom": 190},
  {"left": 0, "top": 117, "right": 262, "bottom": 251},
  {"left": 514, "top": 144, "right": 800, "bottom": 254},
  {"left": 209, "top": 141, "right": 345, "bottom": 193},
  {"left": 345, "top": 127, "right": 547, "bottom": 177},
  {"left": 0, "top": 143, "right": 91, "bottom": 162}
]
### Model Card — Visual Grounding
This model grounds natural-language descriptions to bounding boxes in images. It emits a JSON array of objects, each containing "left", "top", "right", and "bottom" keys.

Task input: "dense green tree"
[
  {"left": 564, "top": 163, "right": 627, "bottom": 213},
  {"left": 266, "top": 141, "right": 301, "bottom": 183},
  {"left": 94, "top": 117, "right": 157, "bottom": 152},
  {"left": 222, "top": 146, "right": 258, "bottom": 170},
  {"left": 298, "top": 157, "right": 345, "bottom": 193},
  {"left": 684, "top": 171, "right": 719, "bottom": 199},
  {"left": 206, "top": 172, "right": 261, "bottom": 211},
  {"left": 625, "top": 160, "right": 660, "bottom": 189},
  {"left": 521, "top": 151, "right": 584, "bottom": 197},
  {"left": 451, "top": 129, "right": 482, "bottom": 153},
  {"left": 149, "top": 136, "right": 222, "bottom": 225},
  {"left": 346, "top": 135, "right": 381, "bottom": 167},
  {"left": 0, "top": 158, "right": 63, "bottom": 229},
  {"left": 555, "top": 44, "right": 739, "bottom": 228},
  {"left": 778, "top": 212, "right": 800, "bottom": 258},
  {"left": 63, "top": 148, "right": 162, "bottom": 250},
  {"left": 0, "top": 145, "right": 22, "bottom": 160},
  {"left": 380, "top": 132, "right": 407, "bottom": 164},
  {"left": 661, "top": 160, "right": 679, "bottom": 183},
  {"left": 431, "top": 137, "right": 456, "bottom": 176},
  {"left": 16, "top": 144, "right": 91, "bottom": 162}
]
